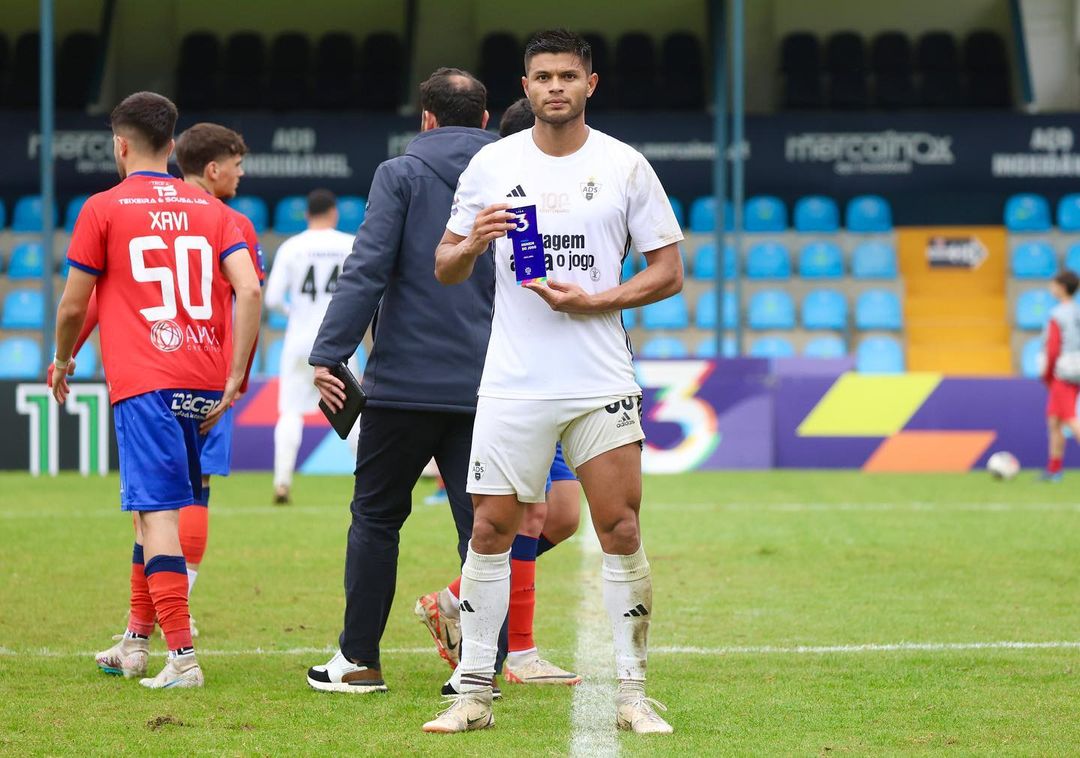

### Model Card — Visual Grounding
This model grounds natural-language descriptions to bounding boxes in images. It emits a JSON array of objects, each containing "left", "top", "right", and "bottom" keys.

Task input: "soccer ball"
[{"left": 986, "top": 451, "right": 1020, "bottom": 480}]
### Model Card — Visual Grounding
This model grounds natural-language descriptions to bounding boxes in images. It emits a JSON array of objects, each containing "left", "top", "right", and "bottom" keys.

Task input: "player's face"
[
  {"left": 523, "top": 53, "right": 596, "bottom": 126},
  {"left": 209, "top": 154, "right": 244, "bottom": 199}
]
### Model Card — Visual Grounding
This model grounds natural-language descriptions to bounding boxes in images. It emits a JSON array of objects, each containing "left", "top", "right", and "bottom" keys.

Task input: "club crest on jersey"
[
  {"left": 472, "top": 459, "right": 485, "bottom": 481},
  {"left": 580, "top": 177, "right": 601, "bottom": 201},
  {"left": 150, "top": 319, "right": 184, "bottom": 352}
]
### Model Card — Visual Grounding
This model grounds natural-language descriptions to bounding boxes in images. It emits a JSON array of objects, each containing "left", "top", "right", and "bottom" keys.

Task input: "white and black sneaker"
[{"left": 307, "top": 650, "right": 388, "bottom": 693}]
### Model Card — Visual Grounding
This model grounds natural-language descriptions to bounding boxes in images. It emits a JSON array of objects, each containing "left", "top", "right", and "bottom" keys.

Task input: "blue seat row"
[
  {"left": 626, "top": 288, "right": 902, "bottom": 332},
  {"left": 686, "top": 194, "right": 892, "bottom": 234},
  {"left": 1004, "top": 192, "right": 1080, "bottom": 232},
  {"left": 638, "top": 334, "right": 904, "bottom": 372},
  {"left": 1015, "top": 289, "right": 1056, "bottom": 330},
  {"left": 1010, "top": 240, "right": 1080, "bottom": 278}
]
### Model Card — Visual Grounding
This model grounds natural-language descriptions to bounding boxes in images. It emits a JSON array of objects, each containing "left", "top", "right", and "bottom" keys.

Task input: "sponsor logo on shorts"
[
  {"left": 150, "top": 319, "right": 184, "bottom": 352},
  {"left": 472, "top": 459, "right": 485, "bottom": 481},
  {"left": 169, "top": 392, "right": 221, "bottom": 420}
]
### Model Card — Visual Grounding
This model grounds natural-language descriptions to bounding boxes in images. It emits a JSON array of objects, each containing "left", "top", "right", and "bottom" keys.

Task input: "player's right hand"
[
  {"left": 201, "top": 375, "right": 242, "bottom": 434},
  {"left": 48, "top": 359, "right": 75, "bottom": 405},
  {"left": 314, "top": 366, "right": 346, "bottom": 413},
  {"left": 466, "top": 204, "right": 518, "bottom": 254}
]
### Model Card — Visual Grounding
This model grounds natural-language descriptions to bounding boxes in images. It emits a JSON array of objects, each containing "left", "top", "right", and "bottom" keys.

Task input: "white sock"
[
  {"left": 187, "top": 568, "right": 198, "bottom": 594},
  {"left": 273, "top": 411, "right": 304, "bottom": 488},
  {"left": 457, "top": 542, "right": 510, "bottom": 692},
  {"left": 602, "top": 544, "right": 651, "bottom": 684},
  {"left": 506, "top": 647, "right": 537, "bottom": 667}
]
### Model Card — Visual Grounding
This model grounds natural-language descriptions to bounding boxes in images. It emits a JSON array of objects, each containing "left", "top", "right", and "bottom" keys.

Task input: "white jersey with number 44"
[{"left": 264, "top": 228, "right": 354, "bottom": 354}]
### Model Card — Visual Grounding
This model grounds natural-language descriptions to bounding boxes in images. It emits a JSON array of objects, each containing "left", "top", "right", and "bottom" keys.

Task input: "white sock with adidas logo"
[
  {"left": 601, "top": 544, "right": 651, "bottom": 683},
  {"left": 456, "top": 542, "right": 511, "bottom": 692}
]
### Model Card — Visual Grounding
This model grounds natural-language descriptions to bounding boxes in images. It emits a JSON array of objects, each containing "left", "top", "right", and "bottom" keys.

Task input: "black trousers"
[{"left": 338, "top": 406, "right": 475, "bottom": 665}]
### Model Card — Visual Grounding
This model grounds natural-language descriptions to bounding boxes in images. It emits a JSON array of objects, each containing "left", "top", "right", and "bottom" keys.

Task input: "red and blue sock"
[
  {"left": 144, "top": 554, "right": 192, "bottom": 652},
  {"left": 127, "top": 543, "right": 154, "bottom": 637},
  {"left": 508, "top": 535, "right": 539, "bottom": 653}
]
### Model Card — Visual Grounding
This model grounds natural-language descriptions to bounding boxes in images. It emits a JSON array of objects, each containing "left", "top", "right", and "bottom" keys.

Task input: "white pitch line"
[{"left": 568, "top": 517, "right": 620, "bottom": 758}]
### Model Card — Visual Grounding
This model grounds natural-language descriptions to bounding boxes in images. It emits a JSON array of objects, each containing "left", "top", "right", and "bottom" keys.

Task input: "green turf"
[{"left": 0, "top": 471, "right": 1077, "bottom": 756}]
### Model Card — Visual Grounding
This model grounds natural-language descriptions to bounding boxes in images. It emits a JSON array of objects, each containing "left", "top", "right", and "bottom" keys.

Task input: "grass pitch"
[{"left": 0, "top": 470, "right": 1077, "bottom": 756}]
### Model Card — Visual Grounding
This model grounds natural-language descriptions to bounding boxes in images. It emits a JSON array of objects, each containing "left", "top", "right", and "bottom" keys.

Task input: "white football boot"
[
  {"left": 95, "top": 633, "right": 149, "bottom": 678},
  {"left": 422, "top": 688, "right": 494, "bottom": 733},
  {"left": 139, "top": 651, "right": 204, "bottom": 689}
]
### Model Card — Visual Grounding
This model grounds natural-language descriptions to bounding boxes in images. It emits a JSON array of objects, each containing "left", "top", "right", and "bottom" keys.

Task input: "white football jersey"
[
  {"left": 447, "top": 127, "right": 683, "bottom": 400},
  {"left": 264, "top": 227, "right": 354, "bottom": 354}
]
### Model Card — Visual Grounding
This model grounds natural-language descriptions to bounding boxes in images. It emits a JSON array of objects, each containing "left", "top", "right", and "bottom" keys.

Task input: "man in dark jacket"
[{"left": 305, "top": 68, "right": 497, "bottom": 693}]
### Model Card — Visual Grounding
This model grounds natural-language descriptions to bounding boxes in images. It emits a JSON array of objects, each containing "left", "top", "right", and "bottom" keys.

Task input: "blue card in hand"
[{"left": 507, "top": 204, "right": 547, "bottom": 286}]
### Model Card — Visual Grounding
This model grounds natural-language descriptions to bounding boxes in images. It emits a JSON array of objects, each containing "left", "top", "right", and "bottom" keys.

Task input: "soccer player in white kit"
[
  {"left": 423, "top": 29, "right": 684, "bottom": 734},
  {"left": 264, "top": 189, "right": 357, "bottom": 503}
]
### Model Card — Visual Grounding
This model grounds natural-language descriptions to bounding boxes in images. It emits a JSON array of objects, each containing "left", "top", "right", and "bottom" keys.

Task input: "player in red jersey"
[
  {"left": 51, "top": 92, "right": 261, "bottom": 688},
  {"left": 1041, "top": 270, "right": 1080, "bottom": 481}
]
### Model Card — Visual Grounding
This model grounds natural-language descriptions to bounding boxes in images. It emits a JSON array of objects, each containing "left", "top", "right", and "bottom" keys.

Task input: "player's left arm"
[{"left": 52, "top": 269, "right": 98, "bottom": 403}]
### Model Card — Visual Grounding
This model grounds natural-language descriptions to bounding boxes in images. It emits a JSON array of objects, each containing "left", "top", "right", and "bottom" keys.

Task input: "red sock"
[
  {"left": 447, "top": 576, "right": 462, "bottom": 602},
  {"left": 509, "top": 559, "right": 537, "bottom": 652},
  {"left": 179, "top": 504, "right": 208, "bottom": 566},
  {"left": 1049, "top": 457, "right": 1063, "bottom": 474},
  {"left": 128, "top": 543, "right": 154, "bottom": 636},
  {"left": 145, "top": 555, "right": 192, "bottom": 651}
]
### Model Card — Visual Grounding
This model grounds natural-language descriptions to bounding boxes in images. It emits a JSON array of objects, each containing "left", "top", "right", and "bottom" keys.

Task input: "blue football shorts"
[
  {"left": 114, "top": 389, "right": 222, "bottom": 512},
  {"left": 200, "top": 405, "right": 234, "bottom": 478}
]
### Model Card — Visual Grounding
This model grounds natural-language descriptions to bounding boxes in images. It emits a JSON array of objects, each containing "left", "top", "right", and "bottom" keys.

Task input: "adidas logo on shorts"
[{"left": 616, "top": 411, "right": 636, "bottom": 429}]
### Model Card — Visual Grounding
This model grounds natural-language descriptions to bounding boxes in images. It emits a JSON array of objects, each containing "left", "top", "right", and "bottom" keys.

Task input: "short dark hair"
[
  {"left": 498, "top": 98, "right": 535, "bottom": 137},
  {"left": 174, "top": 122, "right": 247, "bottom": 177},
  {"left": 419, "top": 67, "right": 487, "bottom": 127},
  {"left": 524, "top": 28, "right": 592, "bottom": 74},
  {"left": 307, "top": 188, "right": 337, "bottom": 216},
  {"left": 1055, "top": 270, "right": 1079, "bottom": 295},
  {"left": 110, "top": 91, "right": 177, "bottom": 153}
]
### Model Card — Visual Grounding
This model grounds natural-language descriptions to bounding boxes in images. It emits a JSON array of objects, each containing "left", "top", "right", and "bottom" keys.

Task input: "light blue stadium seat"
[
  {"left": 267, "top": 309, "right": 288, "bottom": 330},
  {"left": 74, "top": 343, "right": 99, "bottom": 377},
  {"left": 1065, "top": 243, "right": 1080, "bottom": 274},
  {"left": 228, "top": 196, "right": 270, "bottom": 234},
  {"left": 750, "top": 336, "right": 795, "bottom": 358},
  {"left": 0, "top": 337, "right": 42, "bottom": 378},
  {"left": 692, "top": 242, "right": 736, "bottom": 280},
  {"left": 748, "top": 290, "right": 795, "bottom": 330},
  {"left": 8, "top": 242, "right": 45, "bottom": 279},
  {"left": 668, "top": 196, "right": 685, "bottom": 228},
  {"left": 12, "top": 195, "right": 58, "bottom": 232},
  {"left": 337, "top": 195, "right": 366, "bottom": 233},
  {"left": 793, "top": 195, "right": 839, "bottom": 233},
  {"left": 745, "top": 195, "right": 787, "bottom": 232},
  {"left": 641, "top": 336, "right": 689, "bottom": 359},
  {"left": 354, "top": 344, "right": 368, "bottom": 375},
  {"left": 622, "top": 308, "right": 636, "bottom": 329},
  {"left": 2, "top": 289, "right": 45, "bottom": 329},
  {"left": 695, "top": 289, "right": 737, "bottom": 330},
  {"left": 802, "top": 289, "right": 848, "bottom": 330},
  {"left": 804, "top": 335, "right": 847, "bottom": 359},
  {"left": 856, "top": 336, "right": 904, "bottom": 373},
  {"left": 1015, "top": 289, "right": 1056, "bottom": 330},
  {"left": 852, "top": 241, "right": 898, "bottom": 279},
  {"left": 1020, "top": 337, "right": 1043, "bottom": 378},
  {"left": 855, "top": 290, "right": 902, "bottom": 331},
  {"left": 1057, "top": 194, "right": 1080, "bottom": 231},
  {"left": 64, "top": 195, "right": 90, "bottom": 233},
  {"left": 688, "top": 197, "right": 733, "bottom": 233},
  {"left": 845, "top": 195, "right": 893, "bottom": 232},
  {"left": 1011, "top": 241, "right": 1057, "bottom": 279},
  {"left": 621, "top": 254, "right": 637, "bottom": 281},
  {"left": 1004, "top": 193, "right": 1051, "bottom": 232},
  {"left": 746, "top": 242, "right": 791, "bottom": 280},
  {"left": 642, "top": 294, "right": 690, "bottom": 329},
  {"left": 694, "top": 336, "right": 737, "bottom": 358},
  {"left": 273, "top": 196, "right": 307, "bottom": 234},
  {"left": 0, "top": 199, "right": 7, "bottom": 230},
  {"left": 261, "top": 338, "right": 285, "bottom": 377},
  {"left": 798, "top": 241, "right": 844, "bottom": 279}
]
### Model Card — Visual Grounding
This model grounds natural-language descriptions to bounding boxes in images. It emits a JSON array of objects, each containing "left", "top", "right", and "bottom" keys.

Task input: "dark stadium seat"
[
  {"left": 661, "top": 32, "right": 704, "bottom": 109},
  {"left": 871, "top": 32, "right": 915, "bottom": 109},
  {"left": 223, "top": 32, "right": 266, "bottom": 109},
  {"left": 856, "top": 336, "right": 904, "bottom": 373},
  {"left": 479, "top": 33, "right": 522, "bottom": 112},
  {"left": 825, "top": 31, "right": 868, "bottom": 109},
  {"left": 964, "top": 30, "right": 1011, "bottom": 108},
  {"left": 582, "top": 32, "right": 610, "bottom": 109},
  {"left": 614, "top": 32, "right": 657, "bottom": 109},
  {"left": 313, "top": 33, "right": 357, "bottom": 109},
  {"left": 360, "top": 33, "right": 404, "bottom": 110},
  {"left": 802, "top": 289, "right": 848, "bottom": 330},
  {"left": 8, "top": 32, "right": 40, "bottom": 108},
  {"left": 176, "top": 32, "right": 220, "bottom": 110},
  {"left": 780, "top": 32, "right": 823, "bottom": 109},
  {"left": 0, "top": 337, "right": 42, "bottom": 378},
  {"left": 917, "top": 31, "right": 964, "bottom": 108},
  {"left": 268, "top": 32, "right": 311, "bottom": 110},
  {"left": 57, "top": 32, "right": 100, "bottom": 109}
]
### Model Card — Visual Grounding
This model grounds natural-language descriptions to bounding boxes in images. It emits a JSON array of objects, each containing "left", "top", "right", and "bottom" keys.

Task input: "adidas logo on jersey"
[
  {"left": 616, "top": 411, "right": 637, "bottom": 429},
  {"left": 506, "top": 184, "right": 526, "bottom": 198}
]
